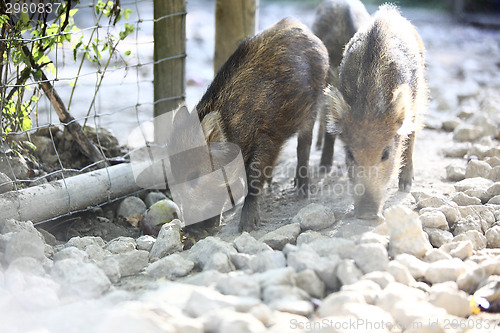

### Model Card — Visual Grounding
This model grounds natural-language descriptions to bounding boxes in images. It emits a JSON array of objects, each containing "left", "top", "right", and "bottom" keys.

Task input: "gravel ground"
[{"left": 1, "top": 1, "right": 500, "bottom": 332}]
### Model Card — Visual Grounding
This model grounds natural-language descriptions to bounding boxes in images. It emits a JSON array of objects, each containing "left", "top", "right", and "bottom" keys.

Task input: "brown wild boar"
[
  {"left": 197, "top": 18, "right": 329, "bottom": 231},
  {"left": 312, "top": 0, "right": 370, "bottom": 170},
  {"left": 326, "top": 5, "right": 427, "bottom": 219}
]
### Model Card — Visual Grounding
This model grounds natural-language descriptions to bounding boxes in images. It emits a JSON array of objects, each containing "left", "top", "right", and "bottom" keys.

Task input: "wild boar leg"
[
  {"left": 296, "top": 118, "right": 314, "bottom": 198},
  {"left": 399, "top": 132, "right": 415, "bottom": 192}
]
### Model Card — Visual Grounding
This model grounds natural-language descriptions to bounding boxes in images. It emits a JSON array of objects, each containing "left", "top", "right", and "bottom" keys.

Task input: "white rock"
[
  {"left": 387, "top": 261, "right": 416, "bottom": 286},
  {"left": 358, "top": 232, "right": 389, "bottom": 247},
  {"left": 324, "top": 302, "right": 394, "bottom": 331},
  {"left": 394, "top": 254, "right": 430, "bottom": 280},
  {"left": 442, "top": 118, "right": 461, "bottom": 132},
  {"left": 205, "top": 252, "right": 235, "bottom": 273},
  {"left": 425, "top": 228, "right": 453, "bottom": 247},
  {"left": 423, "top": 249, "right": 453, "bottom": 263},
  {"left": 51, "top": 258, "right": 110, "bottom": 299},
  {"left": 351, "top": 243, "right": 389, "bottom": 274},
  {"left": 144, "top": 191, "right": 167, "bottom": 208},
  {"left": 253, "top": 267, "right": 295, "bottom": 289},
  {"left": 219, "top": 312, "right": 267, "bottom": 333},
  {"left": 385, "top": 206, "right": 432, "bottom": 259},
  {"left": 453, "top": 125, "right": 483, "bottom": 142},
  {"left": 113, "top": 250, "right": 149, "bottom": 277},
  {"left": 188, "top": 236, "right": 236, "bottom": 269},
  {"left": 424, "top": 259, "right": 467, "bottom": 284},
  {"left": 457, "top": 205, "right": 495, "bottom": 226},
  {"left": 258, "top": 223, "right": 301, "bottom": 250},
  {"left": 465, "top": 160, "right": 492, "bottom": 178},
  {"left": 291, "top": 203, "right": 335, "bottom": 231},
  {"left": 295, "top": 230, "right": 328, "bottom": 245},
  {"left": 53, "top": 246, "right": 89, "bottom": 262},
  {"left": 486, "top": 182, "right": 500, "bottom": 198},
  {"left": 451, "top": 192, "right": 482, "bottom": 206},
  {"left": 336, "top": 259, "right": 363, "bottom": 286},
  {"left": 453, "top": 230, "right": 487, "bottom": 250},
  {"left": 452, "top": 216, "right": 483, "bottom": 236},
  {"left": 249, "top": 250, "right": 286, "bottom": 273},
  {"left": 435, "top": 205, "right": 462, "bottom": 226},
  {"left": 376, "top": 282, "right": 426, "bottom": 314},
  {"left": 340, "top": 279, "right": 382, "bottom": 305},
  {"left": 486, "top": 225, "right": 500, "bottom": 248},
  {"left": 362, "top": 271, "right": 395, "bottom": 289},
  {"left": 295, "top": 269, "right": 325, "bottom": 299},
  {"left": 417, "top": 196, "right": 448, "bottom": 209},
  {"left": 428, "top": 285, "right": 472, "bottom": 317},
  {"left": 305, "top": 237, "right": 355, "bottom": 259},
  {"left": 182, "top": 270, "right": 225, "bottom": 287},
  {"left": 149, "top": 222, "right": 183, "bottom": 260},
  {"left": 442, "top": 143, "right": 470, "bottom": 158},
  {"left": 420, "top": 211, "right": 449, "bottom": 230},
  {"left": 105, "top": 236, "right": 136, "bottom": 254},
  {"left": 464, "top": 188, "right": 490, "bottom": 203},
  {"left": 4, "top": 231, "right": 45, "bottom": 263},
  {"left": 6, "top": 257, "right": 45, "bottom": 277},
  {"left": 136, "top": 235, "right": 155, "bottom": 252},
  {"left": 446, "top": 164, "right": 466, "bottom": 181},
  {"left": 184, "top": 288, "right": 259, "bottom": 318},
  {"left": 66, "top": 236, "right": 105, "bottom": 250},
  {"left": 96, "top": 256, "right": 121, "bottom": 283},
  {"left": 488, "top": 195, "right": 500, "bottom": 204},
  {"left": 486, "top": 157, "right": 500, "bottom": 168},
  {"left": 440, "top": 240, "right": 473, "bottom": 260},
  {"left": 234, "top": 232, "right": 272, "bottom": 254},
  {"left": 317, "top": 291, "right": 366, "bottom": 318},
  {"left": 389, "top": 300, "right": 448, "bottom": 331},
  {"left": 146, "top": 253, "right": 194, "bottom": 279},
  {"left": 230, "top": 253, "right": 252, "bottom": 271},
  {"left": 117, "top": 196, "right": 147, "bottom": 218},
  {"left": 488, "top": 166, "right": 500, "bottom": 182},
  {"left": 454, "top": 177, "right": 494, "bottom": 192},
  {"left": 262, "top": 284, "right": 309, "bottom": 305},
  {"left": 215, "top": 272, "right": 260, "bottom": 299}
]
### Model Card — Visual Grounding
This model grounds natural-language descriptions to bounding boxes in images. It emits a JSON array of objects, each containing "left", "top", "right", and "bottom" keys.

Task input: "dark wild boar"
[
  {"left": 197, "top": 18, "right": 329, "bottom": 231},
  {"left": 326, "top": 5, "right": 427, "bottom": 219},
  {"left": 312, "top": 0, "right": 370, "bottom": 170}
]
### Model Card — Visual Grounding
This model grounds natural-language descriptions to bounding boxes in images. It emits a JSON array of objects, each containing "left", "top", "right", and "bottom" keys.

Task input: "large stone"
[
  {"left": 420, "top": 211, "right": 449, "bottom": 230},
  {"left": 451, "top": 192, "right": 482, "bottom": 206},
  {"left": 445, "top": 164, "right": 465, "bottom": 181},
  {"left": 219, "top": 312, "right": 267, "bottom": 333},
  {"left": 387, "top": 261, "right": 416, "bottom": 286},
  {"left": 295, "top": 269, "right": 325, "bottom": 299},
  {"left": 453, "top": 125, "right": 483, "bottom": 142},
  {"left": 140, "top": 199, "right": 180, "bottom": 235},
  {"left": 351, "top": 243, "right": 389, "bottom": 274},
  {"left": 486, "top": 226, "right": 500, "bottom": 248},
  {"left": 117, "top": 196, "right": 147, "bottom": 218},
  {"left": 425, "top": 228, "right": 453, "bottom": 248},
  {"left": 114, "top": 250, "right": 149, "bottom": 277},
  {"left": 336, "top": 259, "right": 363, "bottom": 286},
  {"left": 234, "top": 232, "right": 272, "bottom": 254},
  {"left": 259, "top": 223, "right": 301, "bottom": 250},
  {"left": 51, "top": 258, "right": 111, "bottom": 299},
  {"left": 149, "top": 221, "right": 183, "bottom": 260},
  {"left": 362, "top": 271, "right": 395, "bottom": 289},
  {"left": 428, "top": 283, "right": 472, "bottom": 317},
  {"left": 340, "top": 279, "right": 382, "bottom": 304},
  {"left": 105, "top": 236, "right": 137, "bottom": 254},
  {"left": 394, "top": 253, "right": 429, "bottom": 280},
  {"left": 453, "top": 230, "right": 486, "bottom": 250},
  {"left": 4, "top": 231, "right": 45, "bottom": 264},
  {"left": 454, "top": 177, "right": 494, "bottom": 192},
  {"left": 215, "top": 272, "right": 260, "bottom": 299},
  {"left": 465, "top": 159, "right": 492, "bottom": 179},
  {"left": 291, "top": 203, "right": 335, "bottom": 231},
  {"left": 205, "top": 252, "right": 235, "bottom": 273},
  {"left": 317, "top": 291, "right": 366, "bottom": 318},
  {"left": 440, "top": 240, "right": 473, "bottom": 260},
  {"left": 249, "top": 250, "right": 286, "bottom": 273},
  {"left": 144, "top": 191, "right": 168, "bottom": 208},
  {"left": 146, "top": 253, "right": 195, "bottom": 279},
  {"left": 385, "top": 205, "right": 432, "bottom": 259},
  {"left": 424, "top": 259, "right": 467, "bottom": 284}
]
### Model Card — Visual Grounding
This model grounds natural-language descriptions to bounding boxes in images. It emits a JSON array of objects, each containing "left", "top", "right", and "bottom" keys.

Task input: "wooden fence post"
[
  {"left": 214, "top": 0, "right": 258, "bottom": 74},
  {"left": 153, "top": 0, "right": 186, "bottom": 143}
]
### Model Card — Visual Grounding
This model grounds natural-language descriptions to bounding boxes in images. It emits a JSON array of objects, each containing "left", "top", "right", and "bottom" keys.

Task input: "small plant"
[{"left": 0, "top": 0, "right": 135, "bottom": 141}]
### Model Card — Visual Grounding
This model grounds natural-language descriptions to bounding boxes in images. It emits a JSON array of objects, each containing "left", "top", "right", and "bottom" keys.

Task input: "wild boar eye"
[{"left": 381, "top": 147, "right": 390, "bottom": 162}]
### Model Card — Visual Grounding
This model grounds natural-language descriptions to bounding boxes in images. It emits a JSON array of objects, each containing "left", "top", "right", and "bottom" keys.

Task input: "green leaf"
[{"left": 124, "top": 50, "right": 131, "bottom": 56}]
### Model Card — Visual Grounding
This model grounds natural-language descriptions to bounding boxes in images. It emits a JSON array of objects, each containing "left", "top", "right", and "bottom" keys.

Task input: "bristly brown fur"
[{"left": 196, "top": 18, "right": 329, "bottom": 231}]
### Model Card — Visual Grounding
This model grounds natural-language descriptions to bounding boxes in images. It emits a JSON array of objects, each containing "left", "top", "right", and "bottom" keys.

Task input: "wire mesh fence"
[{"left": 0, "top": 0, "right": 189, "bottom": 225}]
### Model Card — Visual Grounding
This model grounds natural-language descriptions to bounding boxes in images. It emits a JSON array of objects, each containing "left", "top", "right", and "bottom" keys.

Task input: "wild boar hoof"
[{"left": 398, "top": 178, "right": 412, "bottom": 192}]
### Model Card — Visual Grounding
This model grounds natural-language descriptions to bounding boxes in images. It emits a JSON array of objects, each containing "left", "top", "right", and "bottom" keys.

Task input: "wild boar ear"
[
  {"left": 201, "top": 111, "right": 226, "bottom": 142},
  {"left": 324, "top": 85, "right": 348, "bottom": 135},
  {"left": 389, "top": 84, "right": 414, "bottom": 135}
]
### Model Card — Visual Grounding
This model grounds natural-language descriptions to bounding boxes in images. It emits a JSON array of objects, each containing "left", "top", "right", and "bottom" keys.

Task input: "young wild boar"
[
  {"left": 312, "top": 0, "right": 369, "bottom": 170},
  {"left": 197, "top": 18, "right": 329, "bottom": 231},
  {"left": 326, "top": 5, "right": 427, "bottom": 219}
]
